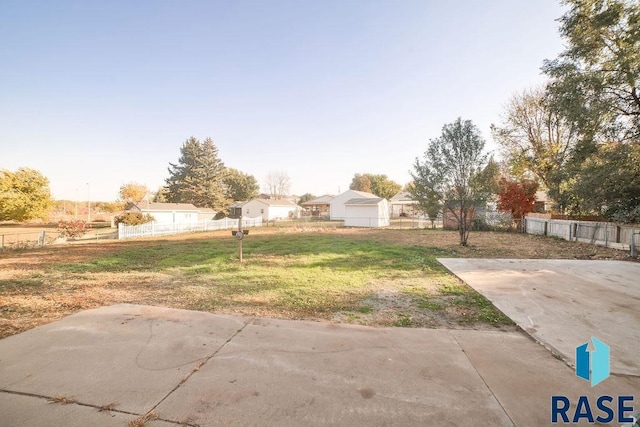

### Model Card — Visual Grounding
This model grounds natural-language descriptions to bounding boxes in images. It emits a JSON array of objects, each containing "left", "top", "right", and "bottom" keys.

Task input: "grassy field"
[{"left": 0, "top": 227, "right": 634, "bottom": 338}]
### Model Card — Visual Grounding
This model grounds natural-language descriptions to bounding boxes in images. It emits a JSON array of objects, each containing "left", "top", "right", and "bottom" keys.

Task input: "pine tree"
[{"left": 165, "top": 137, "right": 229, "bottom": 210}]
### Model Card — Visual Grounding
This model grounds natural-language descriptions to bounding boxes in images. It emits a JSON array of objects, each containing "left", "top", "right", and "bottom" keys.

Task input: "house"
[
  {"left": 389, "top": 192, "right": 418, "bottom": 218},
  {"left": 124, "top": 202, "right": 210, "bottom": 224},
  {"left": 329, "top": 190, "right": 379, "bottom": 220},
  {"left": 300, "top": 195, "right": 334, "bottom": 218},
  {"left": 344, "top": 197, "right": 390, "bottom": 227},
  {"left": 228, "top": 201, "right": 248, "bottom": 218},
  {"left": 233, "top": 199, "right": 302, "bottom": 221}
]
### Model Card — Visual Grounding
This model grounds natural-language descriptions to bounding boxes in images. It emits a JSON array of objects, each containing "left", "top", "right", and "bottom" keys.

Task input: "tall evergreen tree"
[{"left": 165, "top": 137, "right": 229, "bottom": 210}]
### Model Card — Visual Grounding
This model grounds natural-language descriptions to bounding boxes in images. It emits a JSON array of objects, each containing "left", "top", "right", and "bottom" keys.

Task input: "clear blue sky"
[{"left": 0, "top": 1, "right": 566, "bottom": 202}]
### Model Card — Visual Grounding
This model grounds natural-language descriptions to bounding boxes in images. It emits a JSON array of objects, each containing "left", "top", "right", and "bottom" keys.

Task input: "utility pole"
[{"left": 87, "top": 183, "right": 91, "bottom": 223}]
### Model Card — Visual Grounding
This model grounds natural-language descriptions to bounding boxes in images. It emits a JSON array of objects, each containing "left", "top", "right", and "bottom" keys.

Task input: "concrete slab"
[
  {"left": 452, "top": 330, "right": 640, "bottom": 427},
  {"left": 0, "top": 304, "right": 249, "bottom": 414},
  {"left": 438, "top": 259, "right": 640, "bottom": 376},
  {"left": 1, "top": 304, "right": 638, "bottom": 426},
  {"left": 155, "top": 318, "right": 512, "bottom": 426}
]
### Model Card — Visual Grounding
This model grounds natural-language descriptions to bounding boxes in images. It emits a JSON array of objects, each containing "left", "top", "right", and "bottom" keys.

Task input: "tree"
[
  {"left": 491, "top": 87, "right": 578, "bottom": 212},
  {"left": 349, "top": 173, "right": 372, "bottom": 193},
  {"left": 298, "top": 193, "right": 316, "bottom": 205},
  {"left": 265, "top": 171, "right": 290, "bottom": 200},
  {"left": 119, "top": 182, "right": 149, "bottom": 203},
  {"left": 0, "top": 168, "right": 53, "bottom": 221},
  {"left": 539, "top": 0, "right": 640, "bottom": 220},
  {"left": 369, "top": 174, "right": 402, "bottom": 200},
  {"left": 543, "top": 0, "right": 640, "bottom": 142},
  {"left": 566, "top": 142, "right": 640, "bottom": 222},
  {"left": 225, "top": 168, "right": 259, "bottom": 201},
  {"left": 497, "top": 178, "right": 539, "bottom": 225},
  {"left": 349, "top": 173, "right": 401, "bottom": 199},
  {"left": 152, "top": 186, "right": 169, "bottom": 203},
  {"left": 411, "top": 118, "right": 494, "bottom": 246},
  {"left": 165, "top": 137, "right": 229, "bottom": 210}
]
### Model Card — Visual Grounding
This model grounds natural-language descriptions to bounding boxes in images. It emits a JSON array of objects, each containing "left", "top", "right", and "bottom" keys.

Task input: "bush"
[
  {"left": 57, "top": 219, "right": 91, "bottom": 239},
  {"left": 114, "top": 212, "right": 155, "bottom": 226}
]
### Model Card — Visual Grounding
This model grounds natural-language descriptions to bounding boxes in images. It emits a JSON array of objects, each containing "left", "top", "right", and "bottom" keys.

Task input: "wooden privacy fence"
[
  {"left": 117, "top": 216, "right": 263, "bottom": 240},
  {"left": 523, "top": 216, "right": 640, "bottom": 252}
]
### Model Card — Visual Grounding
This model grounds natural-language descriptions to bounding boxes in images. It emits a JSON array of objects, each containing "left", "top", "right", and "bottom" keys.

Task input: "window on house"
[
  {"left": 261, "top": 209, "right": 264, "bottom": 214},
  {"left": 246, "top": 209, "right": 250, "bottom": 215}
]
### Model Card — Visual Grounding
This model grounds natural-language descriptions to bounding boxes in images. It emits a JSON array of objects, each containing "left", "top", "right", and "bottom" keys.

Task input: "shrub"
[
  {"left": 57, "top": 219, "right": 91, "bottom": 239},
  {"left": 114, "top": 212, "right": 155, "bottom": 226}
]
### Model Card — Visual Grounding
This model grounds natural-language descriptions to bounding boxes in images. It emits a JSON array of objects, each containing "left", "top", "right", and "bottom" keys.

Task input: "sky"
[{"left": 0, "top": 1, "right": 567, "bottom": 202}]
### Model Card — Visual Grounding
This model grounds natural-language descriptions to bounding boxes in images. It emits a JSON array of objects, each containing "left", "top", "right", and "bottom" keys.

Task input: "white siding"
[
  {"left": 141, "top": 210, "right": 198, "bottom": 224},
  {"left": 241, "top": 200, "right": 270, "bottom": 221},
  {"left": 241, "top": 200, "right": 301, "bottom": 221},
  {"left": 329, "top": 190, "right": 378, "bottom": 220},
  {"left": 344, "top": 200, "right": 390, "bottom": 227}
]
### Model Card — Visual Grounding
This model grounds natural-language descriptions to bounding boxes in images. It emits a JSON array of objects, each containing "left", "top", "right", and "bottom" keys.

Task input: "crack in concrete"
[
  {"left": 145, "top": 318, "right": 254, "bottom": 419},
  {"left": 0, "top": 388, "right": 196, "bottom": 426},
  {"left": 451, "top": 334, "right": 516, "bottom": 427}
]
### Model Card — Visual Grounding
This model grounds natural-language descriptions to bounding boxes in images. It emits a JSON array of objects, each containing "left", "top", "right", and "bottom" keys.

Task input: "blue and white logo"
[{"left": 575, "top": 336, "right": 610, "bottom": 387}]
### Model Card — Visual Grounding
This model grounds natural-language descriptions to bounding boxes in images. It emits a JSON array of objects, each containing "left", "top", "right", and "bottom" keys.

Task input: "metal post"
[{"left": 41, "top": 230, "right": 46, "bottom": 247}]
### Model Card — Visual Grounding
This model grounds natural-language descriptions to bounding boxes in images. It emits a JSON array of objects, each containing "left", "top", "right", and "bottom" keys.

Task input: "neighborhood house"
[
  {"left": 123, "top": 202, "right": 216, "bottom": 224},
  {"left": 230, "top": 199, "right": 302, "bottom": 221}
]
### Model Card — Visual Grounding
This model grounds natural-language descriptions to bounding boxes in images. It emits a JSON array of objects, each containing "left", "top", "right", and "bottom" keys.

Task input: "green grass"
[{"left": 40, "top": 232, "right": 512, "bottom": 327}]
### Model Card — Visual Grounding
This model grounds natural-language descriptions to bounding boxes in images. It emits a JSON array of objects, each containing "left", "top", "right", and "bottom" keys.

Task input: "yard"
[{"left": 0, "top": 227, "right": 634, "bottom": 339}]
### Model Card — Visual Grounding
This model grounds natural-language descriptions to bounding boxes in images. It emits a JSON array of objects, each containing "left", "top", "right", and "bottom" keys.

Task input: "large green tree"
[
  {"left": 540, "top": 0, "right": 640, "bottom": 221},
  {"left": 165, "top": 137, "right": 229, "bottom": 210},
  {"left": 349, "top": 173, "right": 401, "bottom": 200},
  {"left": 543, "top": 0, "right": 640, "bottom": 142},
  {"left": 411, "top": 118, "right": 495, "bottom": 246},
  {"left": 0, "top": 168, "right": 53, "bottom": 221},
  {"left": 225, "top": 168, "right": 259, "bottom": 201}
]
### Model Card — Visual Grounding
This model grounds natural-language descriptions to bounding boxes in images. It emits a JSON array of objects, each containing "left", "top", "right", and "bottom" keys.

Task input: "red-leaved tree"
[{"left": 497, "top": 178, "right": 538, "bottom": 224}]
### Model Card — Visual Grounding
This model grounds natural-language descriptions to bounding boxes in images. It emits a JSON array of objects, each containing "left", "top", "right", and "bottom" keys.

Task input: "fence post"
[
  {"left": 41, "top": 230, "right": 46, "bottom": 247},
  {"left": 1, "top": 234, "right": 4, "bottom": 252}
]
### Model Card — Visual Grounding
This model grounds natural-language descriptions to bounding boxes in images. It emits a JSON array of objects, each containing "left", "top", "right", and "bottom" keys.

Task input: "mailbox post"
[{"left": 231, "top": 216, "right": 250, "bottom": 262}]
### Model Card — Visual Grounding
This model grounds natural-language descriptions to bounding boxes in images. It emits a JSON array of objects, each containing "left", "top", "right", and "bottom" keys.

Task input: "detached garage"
[{"left": 343, "top": 198, "right": 390, "bottom": 227}]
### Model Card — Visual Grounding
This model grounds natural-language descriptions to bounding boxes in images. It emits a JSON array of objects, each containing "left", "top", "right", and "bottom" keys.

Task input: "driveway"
[
  {"left": 438, "top": 258, "right": 640, "bottom": 377},
  {"left": 1, "top": 303, "right": 639, "bottom": 426}
]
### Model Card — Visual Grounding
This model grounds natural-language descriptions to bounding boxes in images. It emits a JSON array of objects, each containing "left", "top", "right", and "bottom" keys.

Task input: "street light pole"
[{"left": 87, "top": 183, "right": 91, "bottom": 223}]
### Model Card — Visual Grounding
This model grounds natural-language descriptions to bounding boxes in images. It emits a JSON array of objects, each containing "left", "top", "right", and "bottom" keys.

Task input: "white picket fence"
[{"left": 118, "top": 216, "right": 263, "bottom": 240}]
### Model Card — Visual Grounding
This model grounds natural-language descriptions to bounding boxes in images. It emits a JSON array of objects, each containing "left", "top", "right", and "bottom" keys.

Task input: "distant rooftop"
[{"left": 344, "top": 197, "right": 385, "bottom": 206}]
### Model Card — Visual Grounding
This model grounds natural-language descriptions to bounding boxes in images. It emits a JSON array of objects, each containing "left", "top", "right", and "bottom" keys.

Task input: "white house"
[
  {"left": 389, "top": 192, "right": 419, "bottom": 218},
  {"left": 343, "top": 197, "right": 390, "bottom": 227},
  {"left": 124, "top": 202, "right": 211, "bottom": 224},
  {"left": 329, "top": 190, "right": 379, "bottom": 220},
  {"left": 235, "top": 199, "right": 302, "bottom": 221}
]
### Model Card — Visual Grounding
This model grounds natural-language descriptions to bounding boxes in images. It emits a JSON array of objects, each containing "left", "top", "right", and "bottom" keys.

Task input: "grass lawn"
[{"left": 0, "top": 227, "right": 633, "bottom": 338}]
